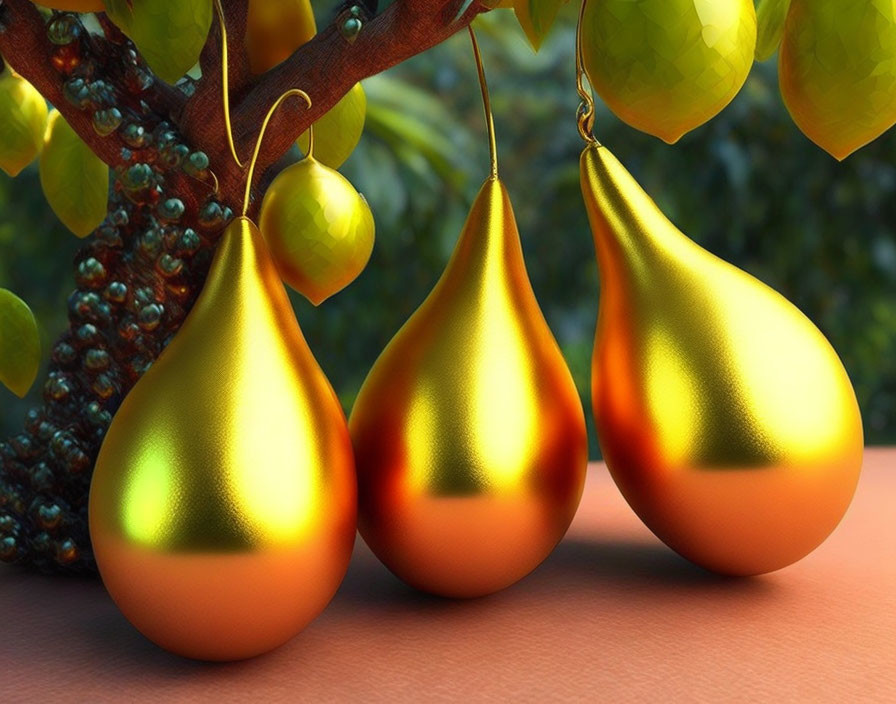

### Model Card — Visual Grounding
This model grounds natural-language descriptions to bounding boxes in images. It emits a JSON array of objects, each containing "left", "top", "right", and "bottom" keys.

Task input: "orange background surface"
[{"left": 1, "top": 448, "right": 894, "bottom": 702}]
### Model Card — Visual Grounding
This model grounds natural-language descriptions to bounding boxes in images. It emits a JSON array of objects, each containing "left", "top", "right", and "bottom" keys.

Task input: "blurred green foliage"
[{"left": 1, "top": 9, "right": 894, "bottom": 455}]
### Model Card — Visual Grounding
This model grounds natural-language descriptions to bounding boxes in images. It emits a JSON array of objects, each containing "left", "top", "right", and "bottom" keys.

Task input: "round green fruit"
[
  {"left": 779, "top": 0, "right": 896, "bottom": 160},
  {"left": 259, "top": 156, "right": 375, "bottom": 305},
  {"left": 581, "top": 0, "right": 757, "bottom": 143}
]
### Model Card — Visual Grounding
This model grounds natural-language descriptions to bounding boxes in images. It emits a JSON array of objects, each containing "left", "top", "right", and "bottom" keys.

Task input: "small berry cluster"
[{"left": 0, "top": 12, "right": 232, "bottom": 573}]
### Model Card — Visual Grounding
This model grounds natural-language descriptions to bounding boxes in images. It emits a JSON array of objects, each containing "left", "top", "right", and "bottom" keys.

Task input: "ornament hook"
[
  {"left": 242, "top": 89, "right": 312, "bottom": 216},
  {"left": 575, "top": 0, "right": 598, "bottom": 144},
  {"left": 213, "top": 0, "right": 312, "bottom": 216},
  {"left": 213, "top": 0, "right": 246, "bottom": 169}
]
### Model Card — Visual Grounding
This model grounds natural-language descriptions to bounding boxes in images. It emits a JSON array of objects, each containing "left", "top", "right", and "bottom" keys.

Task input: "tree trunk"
[{"left": 0, "top": 0, "right": 483, "bottom": 573}]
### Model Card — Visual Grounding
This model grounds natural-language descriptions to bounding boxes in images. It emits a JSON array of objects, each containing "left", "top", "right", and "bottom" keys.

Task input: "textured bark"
[{"left": 0, "top": 0, "right": 483, "bottom": 573}]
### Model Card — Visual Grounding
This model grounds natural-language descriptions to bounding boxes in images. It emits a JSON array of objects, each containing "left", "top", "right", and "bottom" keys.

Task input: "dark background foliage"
[{"left": 1, "top": 9, "right": 894, "bottom": 456}]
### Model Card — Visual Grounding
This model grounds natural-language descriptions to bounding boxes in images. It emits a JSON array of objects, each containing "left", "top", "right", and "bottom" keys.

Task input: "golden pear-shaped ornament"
[
  {"left": 0, "top": 68, "right": 48, "bottom": 177},
  {"left": 39, "top": 109, "right": 109, "bottom": 238},
  {"left": 89, "top": 217, "right": 356, "bottom": 660},
  {"left": 259, "top": 138, "right": 375, "bottom": 305},
  {"left": 580, "top": 142, "right": 863, "bottom": 576},
  {"left": 349, "top": 30, "right": 587, "bottom": 599}
]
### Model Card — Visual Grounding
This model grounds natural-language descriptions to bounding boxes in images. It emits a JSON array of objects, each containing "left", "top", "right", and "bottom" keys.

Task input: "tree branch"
[
  {"left": 0, "top": 0, "right": 123, "bottom": 167},
  {"left": 198, "top": 0, "right": 250, "bottom": 99},
  {"left": 0, "top": 1, "right": 191, "bottom": 161},
  {"left": 0, "top": 0, "right": 489, "bottom": 574},
  {"left": 182, "top": 0, "right": 485, "bottom": 214}
]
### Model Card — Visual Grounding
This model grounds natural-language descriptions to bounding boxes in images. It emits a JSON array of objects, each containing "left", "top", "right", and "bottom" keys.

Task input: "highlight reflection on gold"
[
  {"left": 90, "top": 219, "right": 356, "bottom": 660},
  {"left": 581, "top": 144, "right": 864, "bottom": 576},
  {"left": 350, "top": 178, "right": 588, "bottom": 598}
]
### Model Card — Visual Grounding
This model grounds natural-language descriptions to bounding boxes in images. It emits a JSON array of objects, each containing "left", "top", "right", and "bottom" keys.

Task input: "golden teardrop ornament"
[
  {"left": 350, "top": 174, "right": 588, "bottom": 598},
  {"left": 581, "top": 143, "right": 864, "bottom": 576},
  {"left": 89, "top": 217, "right": 357, "bottom": 660}
]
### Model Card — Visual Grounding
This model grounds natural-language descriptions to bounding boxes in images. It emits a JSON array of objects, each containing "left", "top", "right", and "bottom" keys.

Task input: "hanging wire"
[
  {"left": 211, "top": 0, "right": 312, "bottom": 214},
  {"left": 241, "top": 89, "right": 313, "bottom": 216},
  {"left": 301, "top": 124, "right": 315, "bottom": 161},
  {"left": 575, "top": 0, "right": 598, "bottom": 144},
  {"left": 468, "top": 25, "right": 499, "bottom": 180},
  {"left": 213, "top": 0, "right": 246, "bottom": 168}
]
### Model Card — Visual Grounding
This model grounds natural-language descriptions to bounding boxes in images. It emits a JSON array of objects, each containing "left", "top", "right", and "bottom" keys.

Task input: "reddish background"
[{"left": 1, "top": 449, "right": 893, "bottom": 702}]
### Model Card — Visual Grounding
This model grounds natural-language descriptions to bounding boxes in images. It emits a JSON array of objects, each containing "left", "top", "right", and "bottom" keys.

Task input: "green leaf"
[
  {"left": 475, "top": 0, "right": 566, "bottom": 50},
  {"left": 755, "top": 0, "right": 791, "bottom": 61},
  {"left": 103, "top": 0, "right": 213, "bottom": 84},
  {"left": 0, "top": 289, "right": 40, "bottom": 398},
  {"left": 516, "top": 0, "right": 567, "bottom": 51},
  {"left": 39, "top": 110, "right": 109, "bottom": 238}
]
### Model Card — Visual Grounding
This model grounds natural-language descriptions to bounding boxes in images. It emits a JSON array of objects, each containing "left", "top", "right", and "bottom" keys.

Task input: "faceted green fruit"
[
  {"left": 297, "top": 83, "right": 367, "bottom": 170},
  {"left": 39, "top": 110, "right": 109, "bottom": 238},
  {"left": 259, "top": 156, "right": 375, "bottom": 305},
  {"left": 0, "top": 69, "right": 48, "bottom": 177},
  {"left": 246, "top": 0, "right": 317, "bottom": 74},
  {"left": 581, "top": 0, "right": 757, "bottom": 143},
  {"left": 104, "top": 0, "right": 213, "bottom": 84},
  {"left": 0, "top": 289, "right": 40, "bottom": 399},
  {"left": 779, "top": 0, "right": 896, "bottom": 160}
]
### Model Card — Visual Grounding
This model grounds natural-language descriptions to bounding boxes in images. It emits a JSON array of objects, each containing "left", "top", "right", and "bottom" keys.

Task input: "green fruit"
[
  {"left": 259, "top": 155, "right": 375, "bottom": 305},
  {"left": 39, "top": 110, "right": 109, "bottom": 238},
  {"left": 0, "top": 288, "right": 40, "bottom": 399},
  {"left": 581, "top": 0, "right": 757, "bottom": 143},
  {"left": 246, "top": 0, "right": 317, "bottom": 74},
  {"left": 297, "top": 83, "right": 367, "bottom": 170},
  {"left": 779, "top": 0, "right": 896, "bottom": 160},
  {"left": 0, "top": 69, "right": 48, "bottom": 177}
]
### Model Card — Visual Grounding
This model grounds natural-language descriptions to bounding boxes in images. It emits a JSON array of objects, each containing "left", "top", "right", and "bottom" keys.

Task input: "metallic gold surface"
[
  {"left": 89, "top": 218, "right": 357, "bottom": 660},
  {"left": 580, "top": 143, "right": 864, "bottom": 576},
  {"left": 779, "top": 0, "right": 896, "bottom": 160},
  {"left": 259, "top": 156, "right": 375, "bottom": 305},
  {"left": 580, "top": 0, "right": 756, "bottom": 144},
  {"left": 349, "top": 178, "right": 588, "bottom": 598}
]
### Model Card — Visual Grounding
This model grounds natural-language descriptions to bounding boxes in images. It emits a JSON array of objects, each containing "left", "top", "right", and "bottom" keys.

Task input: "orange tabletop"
[{"left": 1, "top": 448, "right": 894, "bottom": 703}]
